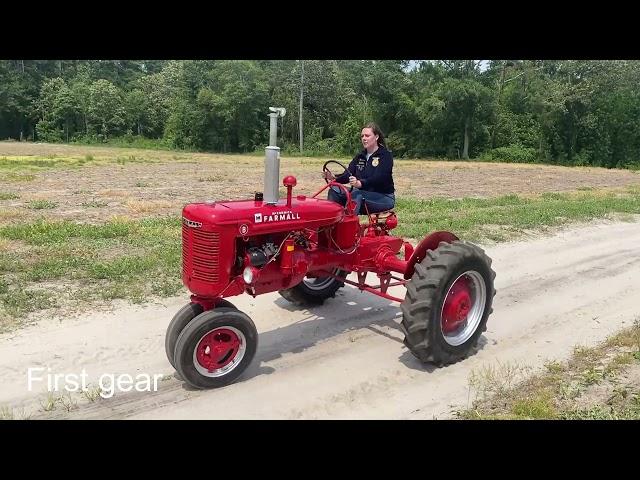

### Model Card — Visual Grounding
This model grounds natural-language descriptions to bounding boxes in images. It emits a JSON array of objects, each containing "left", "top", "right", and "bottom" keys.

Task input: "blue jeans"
[{"left": 327, "top": 187, "right": 395, "bottom": 215}]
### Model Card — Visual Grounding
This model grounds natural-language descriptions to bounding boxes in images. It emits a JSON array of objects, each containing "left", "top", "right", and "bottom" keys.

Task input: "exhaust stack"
[{"left": 264, "top": 107, "right": 286, "bottom": 205}]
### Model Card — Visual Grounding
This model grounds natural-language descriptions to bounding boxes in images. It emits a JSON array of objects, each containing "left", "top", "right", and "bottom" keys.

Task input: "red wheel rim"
[
  {"left": 441, "top": 275, "right": 472, "bottom": 334},
  {"left": 195, "top": 327, "right": 242, "bottom": 372}
]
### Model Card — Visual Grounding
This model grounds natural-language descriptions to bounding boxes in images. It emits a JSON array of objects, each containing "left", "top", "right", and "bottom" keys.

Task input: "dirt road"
[{"left": 2, "top": 217, "right": 640, "bottom": 419}]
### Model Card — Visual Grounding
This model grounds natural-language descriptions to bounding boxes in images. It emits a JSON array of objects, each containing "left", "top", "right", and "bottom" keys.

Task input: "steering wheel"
[{"left": 322, "top": 160, "right": 353, "bottom": 192}]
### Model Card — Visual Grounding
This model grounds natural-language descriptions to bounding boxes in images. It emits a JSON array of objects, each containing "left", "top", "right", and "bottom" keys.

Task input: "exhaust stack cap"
[{"left": 269, "top": 107, "right": 286, "bottom": 117}]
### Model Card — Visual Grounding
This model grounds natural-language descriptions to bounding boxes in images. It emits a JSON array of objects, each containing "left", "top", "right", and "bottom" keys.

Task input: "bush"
[
  {"left": 571, "top": 151, "right": 592, "bottom": 167},
  {"left": 480, "top": 145, "right": 539, "bottom": 163},
  {"left": 35, "top": 120, "right": 63, "bottom": 143}
]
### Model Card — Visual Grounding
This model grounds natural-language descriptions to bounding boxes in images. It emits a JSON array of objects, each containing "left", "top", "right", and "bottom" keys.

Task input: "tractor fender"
[{"left": 404, "top": 231, "right": 459, "bottom": 280}]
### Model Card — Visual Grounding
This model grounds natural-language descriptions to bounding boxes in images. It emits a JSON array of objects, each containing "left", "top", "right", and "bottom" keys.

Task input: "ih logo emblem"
[{"left": 253, "top": 211, "right": 300, "bottom": 224}]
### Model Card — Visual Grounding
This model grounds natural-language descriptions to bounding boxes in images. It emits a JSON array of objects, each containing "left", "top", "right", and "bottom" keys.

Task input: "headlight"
[{"left": 243, "top": 266, "right": 254, "bottom": 284}]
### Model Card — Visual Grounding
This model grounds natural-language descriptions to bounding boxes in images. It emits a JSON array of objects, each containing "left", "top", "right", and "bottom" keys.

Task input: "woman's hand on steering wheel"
[
  {"left": 348, "top": 176, "right": 362, "bottom": 189},
  {"left": 322, "top": 160, "right": 353, "bottom": 191}
]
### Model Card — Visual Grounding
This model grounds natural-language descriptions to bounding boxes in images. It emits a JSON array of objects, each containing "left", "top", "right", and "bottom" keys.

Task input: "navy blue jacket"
[{"left": 335, "top": 146, "right": 395, "bottom": 194}]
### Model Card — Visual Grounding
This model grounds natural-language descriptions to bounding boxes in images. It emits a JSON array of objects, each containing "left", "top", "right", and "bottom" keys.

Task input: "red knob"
[{"left": 283, "top": 175, "right": 297, "bottom": 187}]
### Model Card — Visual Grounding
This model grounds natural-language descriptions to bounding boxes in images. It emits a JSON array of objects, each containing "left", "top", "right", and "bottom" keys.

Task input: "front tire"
[
  {"left": 174, "top": 308, "right": 258, "bottom": 389},
  {"left": 165, "top": 299, "right": 236, "bottom": 370},
  {"left": 401, "top": 240, "right": 496, "bottom": 365}
]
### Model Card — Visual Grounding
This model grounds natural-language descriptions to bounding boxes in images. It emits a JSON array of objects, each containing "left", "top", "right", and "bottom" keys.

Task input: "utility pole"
[{"left": 299, "top": 60, "right": 304, "bottom": 153}]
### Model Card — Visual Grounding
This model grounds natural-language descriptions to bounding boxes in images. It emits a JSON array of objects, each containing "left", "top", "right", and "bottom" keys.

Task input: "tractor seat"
[
  {"left": 362, "top": 208, "right": 397, "bottom": 224},
  {"left": 361, "top": 208, "right": 398, "bottom": 231},
  {"left": 367, "top": 209, "right": 395, "bottom": 220},
  {"left": 359, "top": 198, "right": 396, "bottom": 217}
]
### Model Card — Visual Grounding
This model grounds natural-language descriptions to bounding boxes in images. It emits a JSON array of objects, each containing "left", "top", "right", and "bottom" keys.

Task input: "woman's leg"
[
  {"left": 329, "top": 187, "right": 364, "bottom": 214},
  {"left": 359, "top": 191, "right": 395, "bottom": 214},
  {"left": 327, "top": 186, "right": 346, "bottom": 206},
  {"left": 349, "top": 189, "right": 363, "bottom": 214}
]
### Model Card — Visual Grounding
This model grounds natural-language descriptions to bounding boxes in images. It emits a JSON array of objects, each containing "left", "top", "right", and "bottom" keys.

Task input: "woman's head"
[{"left": 361, "top": 122, "right": 386, "bottom": 152}]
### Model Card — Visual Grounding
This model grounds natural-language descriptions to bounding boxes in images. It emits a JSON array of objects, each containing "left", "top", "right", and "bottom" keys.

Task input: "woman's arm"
[{"left": 334, "top": 156, "right": 358, "bottom": 183}]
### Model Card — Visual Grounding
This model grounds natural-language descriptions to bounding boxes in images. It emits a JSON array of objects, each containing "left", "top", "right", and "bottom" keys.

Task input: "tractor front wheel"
[
  {"left": 174, "top": 308, "right": 258, "bottom": 389},
  {"left": 165, "top": 299, "right": 237, "bottom": 370},
  {"left": 278, "top": 269, "right": 348, "bottom": 306},
  {"left": 401, "top": 240, "right": 496, "bottom": 366}
]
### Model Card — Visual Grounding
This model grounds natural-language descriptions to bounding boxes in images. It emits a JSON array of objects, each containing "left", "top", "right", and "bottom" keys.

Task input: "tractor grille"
[{"left": 182, "top": 224, "right": 220, "bottom": 283}]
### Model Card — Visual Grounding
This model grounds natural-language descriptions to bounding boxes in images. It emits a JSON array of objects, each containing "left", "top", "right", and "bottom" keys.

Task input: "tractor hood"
[{"left": 183, "top": 196, "right": 346, "bottom": 236}]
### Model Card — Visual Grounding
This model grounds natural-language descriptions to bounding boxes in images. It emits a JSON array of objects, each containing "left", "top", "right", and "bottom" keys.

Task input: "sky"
[{"left": 405, "top": 60, "right": 490, "bottom": 71}]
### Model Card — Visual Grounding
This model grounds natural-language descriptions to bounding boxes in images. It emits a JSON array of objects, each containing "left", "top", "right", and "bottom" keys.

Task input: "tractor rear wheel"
[
  {"left": 174, "top": 308, "right": 258, "bottom": 389},
  {"left": 165, "top": 299, "right": 237, "bottom": 370},
  {"left": 401, "top": 240, "right": 496, "bottom": 366},
  {"left": 278, "top": 269, "right": 348, "bottom": 306}
]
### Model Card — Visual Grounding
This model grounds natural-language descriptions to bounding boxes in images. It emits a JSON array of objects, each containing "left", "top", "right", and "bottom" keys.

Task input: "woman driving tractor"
[{"left": 323, "top": 122, "right": 395, "bottom": 215}]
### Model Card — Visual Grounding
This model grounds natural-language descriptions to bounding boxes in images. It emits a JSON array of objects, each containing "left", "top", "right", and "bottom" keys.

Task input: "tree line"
[{"left": 1, "top": 59, "right": 639, "bottom": 168}]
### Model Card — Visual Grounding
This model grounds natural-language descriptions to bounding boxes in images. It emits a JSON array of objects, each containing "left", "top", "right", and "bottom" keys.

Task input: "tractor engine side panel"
[{"left": 330, "top": 215, "right": 359, "bottom": 250}]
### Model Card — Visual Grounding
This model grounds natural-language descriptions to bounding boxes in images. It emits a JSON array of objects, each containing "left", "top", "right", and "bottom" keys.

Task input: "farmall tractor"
[{"left": 166, "top": 108, "right": 496, "bottom": 389}]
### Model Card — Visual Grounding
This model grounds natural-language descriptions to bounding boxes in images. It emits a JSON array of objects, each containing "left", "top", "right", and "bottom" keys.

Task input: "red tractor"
[{"left": 166, "top": 155, "right": 496, "bottom": 390}]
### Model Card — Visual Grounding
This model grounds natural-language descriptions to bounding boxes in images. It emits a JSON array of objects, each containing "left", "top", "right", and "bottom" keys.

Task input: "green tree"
[{"left": 87, "top": 79, "right": 126, "bottom": 140}]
